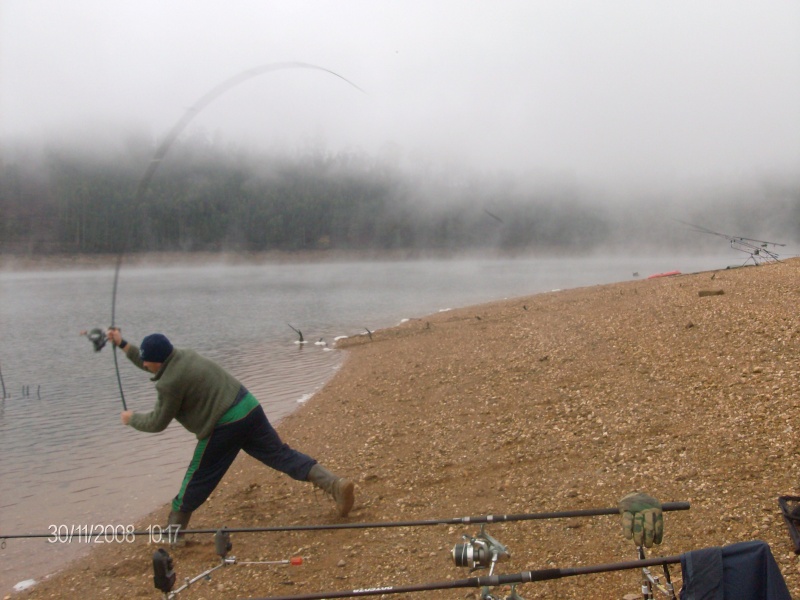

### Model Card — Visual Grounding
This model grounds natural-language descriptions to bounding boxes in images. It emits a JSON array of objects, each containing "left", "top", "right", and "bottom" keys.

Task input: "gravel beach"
[{"left": 10, "top": 258, "right": 800, "bottom": 600}]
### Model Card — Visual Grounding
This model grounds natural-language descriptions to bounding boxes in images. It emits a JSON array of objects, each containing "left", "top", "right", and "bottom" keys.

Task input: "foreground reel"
[
  {"left": 153, "top": 528, "right": 302, "bottom": 599},
  {"left": 452, "top": 524, "right": 510, "bottom": 575},
  {"left": 451, "top": 526, "right": 523, "bottom": 600},
  {"left": 452, "top": 525, "right": 517, "bottom": 600}
]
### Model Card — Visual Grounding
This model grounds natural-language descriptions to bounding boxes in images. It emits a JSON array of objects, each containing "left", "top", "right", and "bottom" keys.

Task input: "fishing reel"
[
  {"left": 452, "top": 525, "right": 525, "bottom": 600},
  {"left": 81, "top": 328, "right": 107, "bottom": 352},
  {"left": 452, "top": 524, "right": 510, "bottom": 575},
  {"left": 453, "top": 526, "right": 524, "bottom": 600}
]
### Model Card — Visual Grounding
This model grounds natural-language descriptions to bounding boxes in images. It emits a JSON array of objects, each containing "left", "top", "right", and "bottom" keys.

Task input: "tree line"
[{"left": 0, "top": 136, "right": 797, "bottom": 257}]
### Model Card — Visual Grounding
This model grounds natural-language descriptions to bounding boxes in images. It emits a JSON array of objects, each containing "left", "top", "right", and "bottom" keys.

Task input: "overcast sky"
[{"left": 1, "top": 1, "right": 799, "bottom": 193}]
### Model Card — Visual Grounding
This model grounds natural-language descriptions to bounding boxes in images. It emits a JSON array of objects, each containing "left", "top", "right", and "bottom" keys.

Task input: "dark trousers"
[{"left": 173, "top": 403, "right": 317, "bottom": 513}]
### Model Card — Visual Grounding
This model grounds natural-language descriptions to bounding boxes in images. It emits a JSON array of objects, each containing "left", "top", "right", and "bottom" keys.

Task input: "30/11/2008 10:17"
[{"left": 46, "top": 524, "right": 181, "bottom": 544}]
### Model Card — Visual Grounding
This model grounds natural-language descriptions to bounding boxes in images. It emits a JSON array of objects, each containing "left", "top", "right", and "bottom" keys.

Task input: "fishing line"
[
  {"left": 0, "top": 502, "right": 689, "bottom": 541},
  {"left": 0, "top": 361, "right": 7, "bottom": 399},
  {"left": 109, "top": 62, "right": 366, "bottom": 410}
]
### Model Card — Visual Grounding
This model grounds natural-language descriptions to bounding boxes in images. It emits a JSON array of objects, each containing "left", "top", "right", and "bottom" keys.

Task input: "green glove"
[{"left": 618, "top": 492, "right": 663, "bottom": 547}]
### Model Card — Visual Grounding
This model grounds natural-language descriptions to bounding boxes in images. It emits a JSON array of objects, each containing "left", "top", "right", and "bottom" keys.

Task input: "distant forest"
[{"left": 1, "top": 136, "right": 798, "bottom": 257}]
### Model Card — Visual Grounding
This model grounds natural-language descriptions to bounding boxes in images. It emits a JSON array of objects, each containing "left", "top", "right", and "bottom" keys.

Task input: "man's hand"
[
  {"left": 121, "top": 410, "right": 133, "bottom": 426},
  {"left": 107, "top": 328, "right": 126, "bottom": 348},
  {"left": 618, "top": 492, "right": 663, "bottom": 547}
]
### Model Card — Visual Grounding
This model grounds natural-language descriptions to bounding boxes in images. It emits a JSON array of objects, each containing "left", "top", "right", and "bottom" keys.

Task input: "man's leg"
[
  {"left": 172, "top": 422, "right": 245, "bottom": 516},
  {"left": 241, "top": 405, "right": 317, "bottom": 480},
  {"left": 243, "top": 404, "right": 355, "bottom": 516}
]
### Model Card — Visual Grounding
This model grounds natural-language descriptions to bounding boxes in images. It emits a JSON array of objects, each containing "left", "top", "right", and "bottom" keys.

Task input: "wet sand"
[{"left": 10, "top": 258, "right": 800, "bottom": 599}]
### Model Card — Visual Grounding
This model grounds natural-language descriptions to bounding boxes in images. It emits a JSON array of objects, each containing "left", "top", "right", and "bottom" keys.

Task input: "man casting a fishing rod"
[{"left": 106, "top": 328, "right": 355, "bottom": 538}]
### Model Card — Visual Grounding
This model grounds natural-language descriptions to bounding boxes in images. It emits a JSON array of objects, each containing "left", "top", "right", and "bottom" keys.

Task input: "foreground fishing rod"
[
  {"left": 88, "top": 62, "right": 366, "bottom": 411},
  {"left": 150, "top": 505, "right": 688, "bottom": 600},
  {"left": 243, "top": 554, "right": 684, "bottom": 600},
  {"left": 153, "top": 528, "right": 681, "bottom": 600},
  {"left": 0, "top": 502, "right": 689, "bottom": 543}
]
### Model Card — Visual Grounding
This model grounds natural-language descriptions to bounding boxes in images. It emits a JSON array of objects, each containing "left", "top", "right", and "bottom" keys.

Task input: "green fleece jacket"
[{"left": 124, "top": 344, "right": 243, "bottom": 440}]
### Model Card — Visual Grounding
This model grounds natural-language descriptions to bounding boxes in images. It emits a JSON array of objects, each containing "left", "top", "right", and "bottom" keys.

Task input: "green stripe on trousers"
[{"left": 173, "top": 437, "right": 209, "bottom": 512}]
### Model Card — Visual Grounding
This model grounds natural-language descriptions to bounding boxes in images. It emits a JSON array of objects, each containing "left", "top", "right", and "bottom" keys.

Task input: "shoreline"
[
  {"left": 0, "top": 250, "right": 379, "bottom": 273},
  {"left": 11, "top": 258, "right": 800, "bottom": 599},
  {"left": 0, "top": 247, "right": 720, "bottom": 274},
  {"left": 0, "top": 249, "right": 534, "bottom": 272}
]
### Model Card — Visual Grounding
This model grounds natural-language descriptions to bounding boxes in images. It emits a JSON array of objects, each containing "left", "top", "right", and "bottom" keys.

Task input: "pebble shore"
[{"left": 11, "top": 258, "right": 800, "bottom": 599}]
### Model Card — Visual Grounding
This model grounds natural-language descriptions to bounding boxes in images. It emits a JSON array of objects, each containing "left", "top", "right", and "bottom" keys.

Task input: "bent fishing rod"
[
  {"left": 245, "top": 555, "right": 684, "bottom": 600},
  {"left": 104, "top": 62, "right": 366, "bottom": 411},
  {"left": 0, "top": 502, "right": 688, "bottom": 542}
]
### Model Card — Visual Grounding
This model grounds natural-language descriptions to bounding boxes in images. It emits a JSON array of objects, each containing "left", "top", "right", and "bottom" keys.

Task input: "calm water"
[{"left": 0, "top": 254, "right": 732, "bottom": 591}]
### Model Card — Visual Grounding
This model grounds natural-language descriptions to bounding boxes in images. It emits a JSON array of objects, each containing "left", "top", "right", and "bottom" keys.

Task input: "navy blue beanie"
[{"left": 140, "top": 333, "right": 174, "bottom": 363}]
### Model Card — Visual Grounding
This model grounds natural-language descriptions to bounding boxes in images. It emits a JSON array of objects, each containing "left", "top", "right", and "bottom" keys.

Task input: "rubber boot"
[
  {"left": 307, "top": 464, "right": 355, "bottom": 517},
  {"left": 167, "top": 510, "right": 192, "bottom": 547}
]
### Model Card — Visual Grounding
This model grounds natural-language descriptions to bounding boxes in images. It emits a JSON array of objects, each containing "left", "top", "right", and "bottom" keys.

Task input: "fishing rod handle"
[{"left": 662, "top": 502, "right": 690, "bottom": 512}]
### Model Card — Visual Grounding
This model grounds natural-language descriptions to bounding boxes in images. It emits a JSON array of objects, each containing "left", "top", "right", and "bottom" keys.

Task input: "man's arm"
[
  {"left": 127, "top": 392, "right": 180, "bottom": 433},
  {"left": 107, "top": 328, "right": 148, "bottom": 371},
  {"left": 107, "top": 328, "right": 178, "bottom": 431}
]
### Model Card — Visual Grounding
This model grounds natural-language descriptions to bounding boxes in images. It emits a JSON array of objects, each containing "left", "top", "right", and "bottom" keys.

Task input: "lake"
[{"left": 0, "top": 253, "right": 733, "bottom": 592}]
